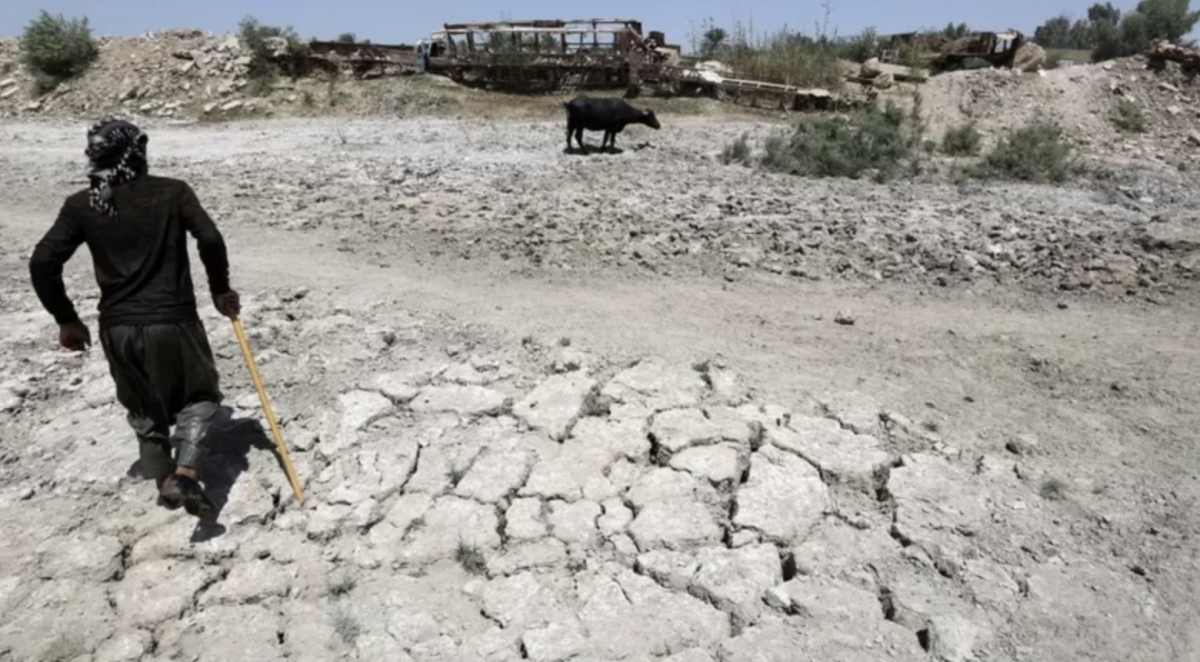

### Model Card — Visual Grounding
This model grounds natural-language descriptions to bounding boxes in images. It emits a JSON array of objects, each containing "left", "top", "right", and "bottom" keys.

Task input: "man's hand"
[
  {"left": 213, "top": 289, "right": 240, "bottom": 319},
  {"left": 58, "top": 321, "right": 91, "bottom": 351}
]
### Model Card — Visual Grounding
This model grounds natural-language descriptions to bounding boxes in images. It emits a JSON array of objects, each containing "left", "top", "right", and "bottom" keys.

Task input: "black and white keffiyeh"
[{"left": 85, "top": 116, "right": 148, "bottom": 216}]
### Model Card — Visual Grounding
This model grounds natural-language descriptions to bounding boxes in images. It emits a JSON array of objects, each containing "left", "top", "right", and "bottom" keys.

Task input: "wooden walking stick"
[{"left": 231, "top": 317, "right": 305, "bottom": 504}]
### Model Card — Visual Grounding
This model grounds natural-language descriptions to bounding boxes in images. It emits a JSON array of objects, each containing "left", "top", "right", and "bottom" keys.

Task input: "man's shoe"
[{"left": 160, "top": 474, "right": 217, "bottom": 520}]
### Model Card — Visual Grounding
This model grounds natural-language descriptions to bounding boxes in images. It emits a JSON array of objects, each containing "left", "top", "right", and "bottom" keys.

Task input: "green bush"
[
  {"left": 760, "top": 100, "right": 920, "bottom": 180},
  {"left": 941, "top": 123, "right": 983, "bottom": 155},
  {"left": 694, "top": 18, "right": 846, "bottom": 90},
  {"left": 1111, "top": 99, "right": 1148, "bottom": 132},
  {"left": 19, "top": 11, "right": 99, "bottom": 89},
  {"left": 237, "top": 16, "right": 311, "bottom": 94},
  {"left": 976, "top": 120, "right": 1074, "bottom": 182},
  {"left": 1091, "top": 0, "right": 1200, "bottom": 62},
  {"left": 720, "top": 133, "right": 752, "bottom": 165}
]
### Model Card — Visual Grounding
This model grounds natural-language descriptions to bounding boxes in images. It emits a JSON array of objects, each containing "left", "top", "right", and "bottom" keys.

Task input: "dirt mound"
[
  {"left": 0, "top": 29, "right": 278, "bottom": 120},
  {"left": 919, "top": 55, "right": 1200, "bottom": 164}
]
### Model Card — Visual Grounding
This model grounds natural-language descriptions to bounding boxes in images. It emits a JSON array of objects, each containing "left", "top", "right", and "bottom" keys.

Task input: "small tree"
[
  {"left": 238, "top": 16, "right": 310, "bottom": 94},
  {"left": 700, "top": 21, "right": 728, "bottom": 59},
  {"left": 1091, "top": 0, "right": 1200, "bottom": 61},
  {"left": 336, "top": 32, "right": 357, "bottom": 43},
  {"left": 19, "top": 10, "right": 99, "bottom": 89}
]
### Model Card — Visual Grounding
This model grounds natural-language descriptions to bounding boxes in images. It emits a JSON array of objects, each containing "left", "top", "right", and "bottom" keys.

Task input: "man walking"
[{"left": 29, "top": 116, "right": 240, "bottom": 519}]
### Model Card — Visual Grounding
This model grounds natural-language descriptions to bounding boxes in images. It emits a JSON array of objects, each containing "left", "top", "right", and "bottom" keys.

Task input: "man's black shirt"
[{"left": 29, "top": 175, "right": 230, "bottom": 328}]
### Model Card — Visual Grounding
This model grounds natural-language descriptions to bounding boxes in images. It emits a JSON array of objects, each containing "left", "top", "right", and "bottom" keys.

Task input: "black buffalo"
[{"left": 562, "top": 96, "right": 661, "bottom": 153}]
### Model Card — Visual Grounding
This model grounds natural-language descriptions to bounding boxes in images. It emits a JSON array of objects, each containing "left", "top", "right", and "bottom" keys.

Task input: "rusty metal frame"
[
  {"left": 272, "top": 39, "right": 419, "bottom": 77},
  {"left": 422, "top": 18, "right": 662, "bottom": 91}
]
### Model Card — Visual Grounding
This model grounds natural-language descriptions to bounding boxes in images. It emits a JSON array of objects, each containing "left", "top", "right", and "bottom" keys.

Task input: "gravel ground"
[
  {"left": 4, "top": 115, "right": 1199, "bottom": 301},
  {"left": 1, "top": 113, "right": 1199, "bottom": 662}
]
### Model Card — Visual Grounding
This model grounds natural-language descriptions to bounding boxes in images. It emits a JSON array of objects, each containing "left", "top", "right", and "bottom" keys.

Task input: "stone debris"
[
  {"left": 733, "top": 445, "right": 830, "bottom": 544},
  {"left": 889, "top": 453, "right": 991, "bottom": 561},
  {"left": 408, "top": 384, "right": 510, "bottom": 417},
  {"left": 513, "top": 373, "right": 597, "bottom": 440},
  {"left": 769, "top": 415, "right": 892, "bottom": 492}
]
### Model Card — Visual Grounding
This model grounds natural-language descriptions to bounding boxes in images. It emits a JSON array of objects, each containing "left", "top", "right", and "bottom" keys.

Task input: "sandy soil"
[{"left": 1, "top": 112, "right": 1198, "bottom": 662}]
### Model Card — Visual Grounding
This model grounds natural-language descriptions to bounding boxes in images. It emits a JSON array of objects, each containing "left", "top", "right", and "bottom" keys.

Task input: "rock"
[
  {"left": 482, "top": 572, "right": 570, "bottom": 629},
  {"left": 317, "top": 390, "right": 393, "bottom": 458},
  {"left": 281, "top": 600, "right": 343, "bottom": 660},
  {"left": 962, "top": 559, "right": 1021, "bottom": 610},
  {"left": 548, "top": 499, "right": 602, "bottom": 546},
  {"left": 664, "top": 651, "right": 716, "bottom": 662},
  {"left": 398, "top": 496, "right": 502, "bottom": 565},
  {"left": 925, "top": 613, "right": 987, "bottom": 662},
  {"left": 1, "top": 386, "right": 24, "bottom": 412},
  {"left": 520, "top": 442, "right": 612, "bottom": 502},
  {"left": 1189, "top": 131, "right": 1200, "bottom": 147},
  {"left": 366, "top": 371, "right": 422, "bottom": 403},
  {"left": 765, "top": 575, "right": 882, "bottom": 622},
  {"left": 834, "top": 310, "right": 856, "bottom": 325},
  {"left": 306, "top": 503, "right": 351, "bottom": 541},
  {"left": 882, "top": 566, "right": 974, "bottom": 631},
  {"left": 669, "top": 442, "right": 747, "bottom": 484},
  {"left": 35, "top": 532, "right": 124, "bottom": 580},
  {"left": 569, "top": 416, "right": 651, "bottom": 463},
  {"left": 114, "top": 560, "right": 215, "bottom": 627},
  {"left": 889, "top": 453, "right": 989, "bottom": 559},
  {"left": 521, "top": 618, "right": 589, "bottom": 661},
  {"left": 370, "top": 437, "right": 421, "bottom": 499},
  {"left": 368, "top": 492, "right": 433, "bottom": 550},
  {"left": 597, "top": 499, "right": 633, "bottom": 535},
  {"left": 791, "top": 519, "right": 900, "bottom": 575},
  {"left": 454, "top": 448, "right": 534, "bottom": 504},
  {"left": 1005, "top": 433, "right": 1039, "bottom": 456},
  {"left": 409, "top": 385, "right": 509, "bottom": 416},
  {"left": 0, "top": 580, "right": 114, "bottom": 662},
  {"left": 860, "top": 58, "right": 883, "bottom": 78},
  {"left": 734, "top": 445, "right": 829, "bottom": 544},
  {"left": 220, "top": 99, "right": 244, "bottom": 112},
  {"left": 1011, "top": 42, "right": 1046, "bottom": 72},
  {"left": 629, "top": 499, "right": 722, "bottom": 551},
  {"left": 717, "top": 621, "right": 923, "bottom": 661},
  {"left": 403, "top": 442, "right": 482, "bottom": 495},
  {"left": 649, "top": 408, "right": 752, "bottom": 458},
  {"left": 601, "top": 359, "right": 709, "bottom": 412},
  {"left": 689, "top": 544, "right": 783, "bottom": 625},
  {"left": 626, "top": 468, "right": 714, "bottom": 509},
  {"left": 441, "top": 362, "right": 491, "bottom": 385},
  {"left": 1138, "top": 216, "right": 1200, "bottom": 252},
  {"left": 768, "top": 417, "right": 891, "bottom": 492},
  {"left": 488, "top": 539, "right": 569, "bottom": 576},
  {"left": 513, "top": 373, "right": 597, "bottom": 440},
  {"left": 550, "top": 347, "right": 593, "bottom": 373},
  {"left": 607, "top": 568, "right": 733, "bottom": 654},
  {"left": 505, "top": 497, "right": 549, "bottom": 540},
  {"left": 201, "top": 559, "right": 291, "bottom": 605},
  {"left": 93, "top": 628, "right": 153, "bottom": 662},
  {"left": 179, "top": 604, "right": 283, "bottom": 661},
  {"left": 872, "top": 72, "right": 895, "bottom": 89}
]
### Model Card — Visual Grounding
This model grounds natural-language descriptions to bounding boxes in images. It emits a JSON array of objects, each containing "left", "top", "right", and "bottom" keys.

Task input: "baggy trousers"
[{"left": 99, "top": 320, "right": 223, "bottom": 479}]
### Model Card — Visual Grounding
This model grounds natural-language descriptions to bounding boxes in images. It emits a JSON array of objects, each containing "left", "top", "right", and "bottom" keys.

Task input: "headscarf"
[{"left": 84, "top": 116, "right": 149, "bottom": 216}]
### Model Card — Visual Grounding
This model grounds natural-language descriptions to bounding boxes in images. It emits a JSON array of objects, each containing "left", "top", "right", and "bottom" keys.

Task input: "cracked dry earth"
[{"left": 1, "top": 115, "right": 1199, "bottom": 662}]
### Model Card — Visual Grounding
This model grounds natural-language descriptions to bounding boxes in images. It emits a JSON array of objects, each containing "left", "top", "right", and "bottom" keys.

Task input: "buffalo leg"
[
  {"left": 565, "top": 122, "right": 574, "bottom": 151},
  {"left": 574, "top": 128, "right": 587, "bottom": 152}
]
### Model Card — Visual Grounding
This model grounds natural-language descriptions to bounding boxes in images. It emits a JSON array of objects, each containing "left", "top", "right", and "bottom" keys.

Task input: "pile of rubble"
[{"left": 0, "top": 29, "right": 287, "bottom": 119}]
